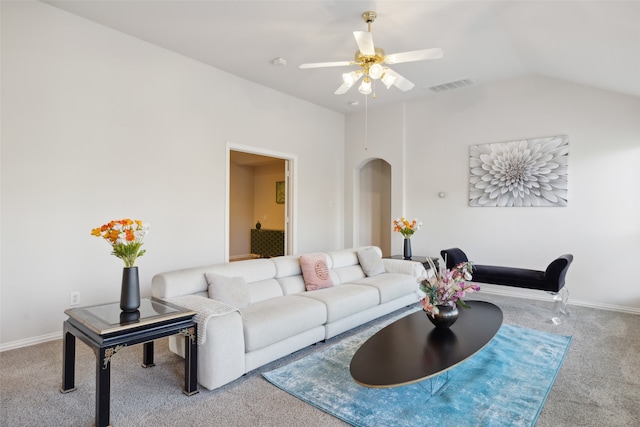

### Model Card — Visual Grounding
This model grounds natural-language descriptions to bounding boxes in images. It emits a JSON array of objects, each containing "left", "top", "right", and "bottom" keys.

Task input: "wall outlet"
[{"left": 70, "top": 291, "right": 80, "bottom": 306}]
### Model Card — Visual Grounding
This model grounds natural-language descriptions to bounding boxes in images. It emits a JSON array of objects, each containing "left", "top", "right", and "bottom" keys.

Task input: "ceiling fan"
[{"left": 299, "top": 11, "right": 443, "bottom": 97}]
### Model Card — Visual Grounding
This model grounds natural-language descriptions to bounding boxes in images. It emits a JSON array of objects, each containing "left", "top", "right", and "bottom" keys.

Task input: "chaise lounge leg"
[
  {"left": 550, "top": 288, "right": 570, "bottom": 325},
  {"left": 559, "top": 287, "right": 570, "bottom": 315}
]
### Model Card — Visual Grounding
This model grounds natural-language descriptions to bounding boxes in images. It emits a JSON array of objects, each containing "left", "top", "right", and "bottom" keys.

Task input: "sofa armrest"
[
  {"left": 382, "top": 258, "right": 427, "bottom": 278},
  {"left": 163, "top": 294, "right": 246, "bottom": 391}
]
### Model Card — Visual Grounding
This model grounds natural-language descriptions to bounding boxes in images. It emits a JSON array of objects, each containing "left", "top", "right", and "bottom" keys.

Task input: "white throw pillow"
[
  {"left": 357, "top": 247, "right": 385, "bottom": 277},
  {"left": 205, "top": 273, "right": 251, "bottom": 308}
]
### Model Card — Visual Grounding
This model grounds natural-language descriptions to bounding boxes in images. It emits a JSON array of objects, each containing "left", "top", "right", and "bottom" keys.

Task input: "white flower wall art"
[{"left": 469, "top": 135, "right": 569, "bottom": 207}]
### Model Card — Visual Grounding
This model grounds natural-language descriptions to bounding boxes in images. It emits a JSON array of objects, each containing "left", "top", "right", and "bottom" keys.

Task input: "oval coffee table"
[{"left": 350, "top": 301, "right": 503, "bottom": 388}]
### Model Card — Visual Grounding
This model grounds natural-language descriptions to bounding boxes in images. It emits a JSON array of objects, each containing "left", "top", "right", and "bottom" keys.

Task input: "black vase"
[
  {"left": 119, "top": 310, "right": 140, "bottom": 324},
  {"left": 427, "top": 304, "right": 459, "bottom": 329},
  {"left": 403, "top": 238, "right": 412, "bottom": 260},
  {"left": 120, "top": 267, "right": 140, "bottom": 312}
]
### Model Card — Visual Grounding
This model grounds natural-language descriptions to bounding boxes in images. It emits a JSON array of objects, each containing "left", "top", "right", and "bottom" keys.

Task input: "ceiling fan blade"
[
  {"left": 384, "top": 48, "right": 444, "bottom": 64},
  {"left": 353, "top": 31, "right": 375, "bottom": 56},
  {"left": 335, "top": 71, "right": 363, "bottom": 95},
  {"left": 383, "top": 68, "right": 415, "bottom": 92},
  {"left": 299, "top": 61, "right": 352, "bottom": 69},
  {"left": 334, "top": 83, "right": 352, "bottom": 95}
]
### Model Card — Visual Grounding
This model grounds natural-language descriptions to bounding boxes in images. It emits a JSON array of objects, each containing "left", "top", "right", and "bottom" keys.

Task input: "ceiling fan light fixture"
[
  {"left": 369, "top": 63, "right": 383, "bottom": 79},
  {"left": 299, "top": 10, "right": 443, "bottom": 99},
  {"left": 381, "top": 72, "right": 396, "bottom": 89},
  {"left": 359, "top": 77, "right": 372, "bottom": 95},
  {"left": 342, "top": 71, "right": 360, "bottom": 87}
]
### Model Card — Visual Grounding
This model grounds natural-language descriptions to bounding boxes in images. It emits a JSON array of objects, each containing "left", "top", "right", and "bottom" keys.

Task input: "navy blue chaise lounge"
[{"left": 440, "top": 248, "right": 574, "bottom": 324}]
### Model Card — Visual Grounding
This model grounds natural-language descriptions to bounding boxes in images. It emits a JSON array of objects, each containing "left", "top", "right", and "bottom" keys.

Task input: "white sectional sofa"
[{"left": 151, "top": 246, "right": 425, "bottom": 391}]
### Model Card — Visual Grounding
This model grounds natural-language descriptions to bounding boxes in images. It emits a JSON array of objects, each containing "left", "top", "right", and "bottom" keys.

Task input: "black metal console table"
[{"left": 60, "top": 298, "right": 198, "bottom": 427}]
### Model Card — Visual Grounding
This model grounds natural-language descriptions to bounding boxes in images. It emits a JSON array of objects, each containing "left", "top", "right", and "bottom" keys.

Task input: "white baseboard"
[
  {"left": 480, "top": 286, "right": 640, "bottom": 315},
  {"left": 0, "top": 331, "right": 61, "bottom": 352}
]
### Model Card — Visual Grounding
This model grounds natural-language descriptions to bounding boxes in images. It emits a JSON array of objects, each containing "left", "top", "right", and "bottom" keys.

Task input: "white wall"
[
  {"left": 0, "top": 2, "right": 344, "bottom": 348},
  {"left": 346, "top": 75, "right": 640, "bottom": 312}
]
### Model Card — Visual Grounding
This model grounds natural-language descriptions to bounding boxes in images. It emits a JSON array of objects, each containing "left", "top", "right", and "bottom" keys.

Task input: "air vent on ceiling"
[{"left": 426, "top": 78, "right": 475, "bottom": 93}]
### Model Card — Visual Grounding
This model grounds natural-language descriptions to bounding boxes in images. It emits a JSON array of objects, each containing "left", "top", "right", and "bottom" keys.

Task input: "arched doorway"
[{"left": 358, "top": 158, "right": 392, "bottom": 256}]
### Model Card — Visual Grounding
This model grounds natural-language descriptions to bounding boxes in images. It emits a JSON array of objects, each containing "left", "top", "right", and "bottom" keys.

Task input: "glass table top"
[{"left": 65, "top": 298, "right": 195, "bottom": 336}]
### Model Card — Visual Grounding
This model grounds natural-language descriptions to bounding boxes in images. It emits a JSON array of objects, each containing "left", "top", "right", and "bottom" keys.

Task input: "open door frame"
[{"left": 225, "top": 142, "right": 297, "bottom": 261}]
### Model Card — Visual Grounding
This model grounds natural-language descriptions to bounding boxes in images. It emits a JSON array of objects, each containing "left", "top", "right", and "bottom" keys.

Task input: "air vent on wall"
[{"left": 426, "top": 78, "right": 475, "bottom": 93}]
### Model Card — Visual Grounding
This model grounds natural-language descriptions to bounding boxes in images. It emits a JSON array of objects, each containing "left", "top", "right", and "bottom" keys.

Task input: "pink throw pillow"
[{"left": 299, "top": 253, "right": 334, "bottom": 291}]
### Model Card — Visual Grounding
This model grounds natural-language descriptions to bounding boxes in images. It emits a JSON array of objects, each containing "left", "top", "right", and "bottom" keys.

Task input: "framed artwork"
[
  {"left": 276, "top": 181, "right": 285, "bottom": 204},
  {"left": 469, "top": 135, "right": 569, "bottom": 207}
]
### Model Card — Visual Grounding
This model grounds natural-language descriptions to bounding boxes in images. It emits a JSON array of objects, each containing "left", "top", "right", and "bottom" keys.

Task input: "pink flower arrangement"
[{"left": 419, "top": 258, "right": 480, "bottom": 316}]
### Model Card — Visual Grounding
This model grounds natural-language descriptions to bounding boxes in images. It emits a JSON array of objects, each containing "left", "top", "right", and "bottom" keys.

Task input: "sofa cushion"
[
  {"left": 276, "top": 275, "right": 307, "bottom": 295},
  {"left": 473, "top": 265, "right": 546, "bottom": 290},
  {"left": 204, "top": 258, "right": 277, "bottom": 283},
  {"left": 272, "top": 255, "right": 302, "bottom": 278},
  {"left": 299, "top": 284, "right": 379, "bottom": 323},
  {"left": 354, "top": 273, "right": 419, "bottom": 304},
  {"left": 241, "top": 295, "right": 327, "bottom": 352},
  {"left": 328, "top": 248, "right": 360, "bottom": 268},
  {"left": 300, "top": 253, "right": 335, "bottom": 291},
  {"left": 357, "top": 247, "right": 385, "bottom": 277},
  {"left": 333, "top": 265, "right": 366, "bottom": 284},
  {"left": 272, "top": 255, "right": 306, "bottom": 294},
  {"left": 205, "top": 273, "right": 251, "bottom": 308}
]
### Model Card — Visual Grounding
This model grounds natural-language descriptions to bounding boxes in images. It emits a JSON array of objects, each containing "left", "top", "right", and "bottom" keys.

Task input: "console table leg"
[
  {"left": 60, "top": 324, "right": 76, "bottom": 393},
  {"left": 96, "top": 348, "right": 111, "bottom": 427},
  {"left": 142, "top": 341, "right": 155, "bottom": 367},
  {"left": 183, "top": 326, "right": 199, "bottom": 396}
]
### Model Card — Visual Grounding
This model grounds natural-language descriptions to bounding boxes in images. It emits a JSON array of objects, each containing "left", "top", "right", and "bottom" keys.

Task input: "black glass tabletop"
[
  {"left": 64, "top": 298, "right": 194, "bottom": 336},
  {"left": 350, "top": 301, "right": 503, "bottom": 388}
]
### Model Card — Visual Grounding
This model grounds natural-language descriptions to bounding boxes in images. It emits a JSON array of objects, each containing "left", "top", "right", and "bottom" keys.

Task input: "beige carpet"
[{"left": 1, "top": 293, "right": 639, "bottom": 426}]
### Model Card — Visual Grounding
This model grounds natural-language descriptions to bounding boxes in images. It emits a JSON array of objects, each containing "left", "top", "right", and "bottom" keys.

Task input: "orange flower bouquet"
[
  {"left": 392, "top": 217, "right": 422, "bottom": 239},
  {"left": 91, "top": 219, "right": 149, "bottom": 267}
]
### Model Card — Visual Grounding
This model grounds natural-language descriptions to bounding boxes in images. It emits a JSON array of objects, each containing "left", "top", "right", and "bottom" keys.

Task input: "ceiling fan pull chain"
[{"left": 364, "top": 94, "right": 368, "bottom": 151}]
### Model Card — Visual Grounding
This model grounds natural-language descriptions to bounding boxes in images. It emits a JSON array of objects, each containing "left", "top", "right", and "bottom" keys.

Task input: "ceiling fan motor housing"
[{"left": 355, "top": 47, "right": 385, "bottom": 65}]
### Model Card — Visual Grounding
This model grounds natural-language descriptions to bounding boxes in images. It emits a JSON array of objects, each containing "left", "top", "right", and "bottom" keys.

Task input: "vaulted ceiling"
[{"left": 46, "top": 1, "right": 640, "bottom": 114}]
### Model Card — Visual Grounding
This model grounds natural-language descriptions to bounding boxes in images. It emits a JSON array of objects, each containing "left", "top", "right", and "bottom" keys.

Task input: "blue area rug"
[{"left": 263, "top": 310, "right": 571, "bottom": 427}]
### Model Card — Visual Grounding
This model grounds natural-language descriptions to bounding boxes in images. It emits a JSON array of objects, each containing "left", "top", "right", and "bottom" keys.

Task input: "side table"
[
  {"left": 386, "top": 255, "right": 440, "bottom": 272},
  {"left": 60, "top": 298, "right": 198, "bottom": 427}
]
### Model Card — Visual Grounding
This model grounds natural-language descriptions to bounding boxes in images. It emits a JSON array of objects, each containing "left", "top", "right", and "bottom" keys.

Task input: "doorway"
[{"left": 226, "top": 144, "right": 296, "bottom": 261}]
